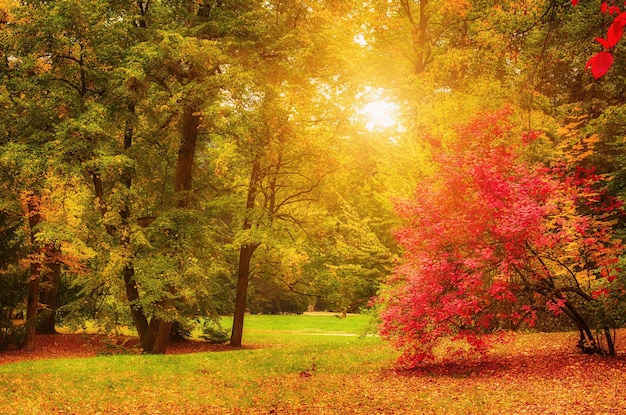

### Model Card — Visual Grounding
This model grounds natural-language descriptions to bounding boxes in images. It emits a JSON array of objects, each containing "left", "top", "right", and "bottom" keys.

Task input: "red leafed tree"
[{"left": 379, "top": 109, "right": 624, "bottom": 367}]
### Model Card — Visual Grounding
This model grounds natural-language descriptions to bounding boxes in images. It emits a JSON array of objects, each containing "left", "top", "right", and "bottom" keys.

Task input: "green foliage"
[
  {"left": 0, "top": 269, "right": 27, "bottom": 324},
  {"left": 0, "top": 292, "right": 27, "bottom": 352},
  {"left": 584, "top": 106, "right": 626, "bottom": 200},
  {"left": 132, "top": 210, "right": 230, "bottom": 319},
  {"left": 0, "top": 323, "right": 26, "bottom": 351},
  {"left": 198, "top": 319, "right": 229, "bottom": 344},
  {"left": 305, "top": 203, "right": 394, "bottom": 313},
  {"left": 0, "top": 209, "right": 27, "bottom": 350},
  {"left": 1, "top": 0, "right": 403, "bottom": 348},
  {"left": 247, "top": 274, "right": 309, "bottom": 315},
  {"left": 582, "top": 257, "right": 626, "bottom": 331}
]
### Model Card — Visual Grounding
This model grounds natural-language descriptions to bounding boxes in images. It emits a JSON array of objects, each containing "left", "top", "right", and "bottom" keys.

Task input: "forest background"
[{"left": 1, "top": 0, "right": 626, "bottom": 357}]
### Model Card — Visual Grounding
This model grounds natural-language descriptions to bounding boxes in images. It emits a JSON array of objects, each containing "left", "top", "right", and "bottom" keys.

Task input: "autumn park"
[{"left": 4, "top": 0, "right": 626, "bottom": 413}]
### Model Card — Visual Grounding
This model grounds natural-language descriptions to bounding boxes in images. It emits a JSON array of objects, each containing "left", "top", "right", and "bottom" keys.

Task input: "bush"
[
  {"left": 0, "top": 321, "right": 26, "bottom": 351},
  {"left": 0, "top": 268, "right": 28, "bottom": 351},
  {"left": 199, "top": 319, "right": 230, "bottom": 344}
]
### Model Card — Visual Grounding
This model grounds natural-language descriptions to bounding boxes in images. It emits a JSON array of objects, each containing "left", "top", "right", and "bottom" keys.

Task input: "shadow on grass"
[{"left": 387, "top": 349, "right": 626, "bottom": 381}]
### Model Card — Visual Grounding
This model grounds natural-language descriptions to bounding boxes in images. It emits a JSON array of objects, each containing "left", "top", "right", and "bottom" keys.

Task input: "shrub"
[
  {"left": 199, "top": 319, "right": 229, "bottom": 344},
  {"left": 0, "top": 320, "right": 26, "bottom": 351}
]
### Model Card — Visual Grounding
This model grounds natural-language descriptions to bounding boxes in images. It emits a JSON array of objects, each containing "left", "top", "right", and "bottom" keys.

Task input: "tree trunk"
[
  {"left": 123, "top": 264, "right": 149, "bottom": 341},
  {"left": 90, "top": 103, "right": 164, "bottom": 352},
  {"left": 230, "top": 243, "right": 259, "bottom": 347},
  {"left": 562, "top": 301, "right": 600, "bottom": 354},
  {"left": 174, "top": 105, "right": 200, "bottom": 208},
  {"left": 230, "top": 160, "right": 262, "bottom": 347},
  {"left": 25, "top": 259, "right": 41, "bottom": 350},
  {"left": 415, "top": 0, "right": 429, "bottom": 74},
  {"left": 604, "top": 327, "right": 616, "bottom": 356},
  {"left": 119, "top": 103, "right": 161, "bottom": 350},
  {"left": 37, "top": 252, "right": 61, "bottom": 334},
  {"left": 400, "top": 0, "right": 429, "bottom": 74},
  {"left": 24, "top": 194, "right": 42, "bottom": 350},
  {"left": 141, "top": 318, "right": 160, "bottom": 351},
  {"left": 136, "top": 103, "right": 201, "bottom": 355},
  {"left": 152, "top": 320, "right": 173, "bottom": 354},
  {"left": 139, "top": 317, "right": 173, "bottom": 354}
]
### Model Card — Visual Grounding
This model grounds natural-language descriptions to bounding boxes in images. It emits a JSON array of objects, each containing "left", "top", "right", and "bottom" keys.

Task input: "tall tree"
[
  {"left": 0, "top": 0, "right": 96, "bottom": 345},
  {"left": 84, "top": 0, "right": 234, "bottom": 353},
  {"left": 2, "top": 0, "right": 234, "bottom": 353},
  {"left": 215, "top": 0, "right": 368, "bottom": 345}
]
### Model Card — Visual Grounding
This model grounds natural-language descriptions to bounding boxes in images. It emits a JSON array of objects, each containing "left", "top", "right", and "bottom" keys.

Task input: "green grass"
[
  {"left": 221, "top": 312, "right": 377, "bottom": 338},
  {"left": 2, "top": 316, "right": 626, "bottom": 414},
  {"left": 0, "top": 313, "right": 395, "bottom": 414}
]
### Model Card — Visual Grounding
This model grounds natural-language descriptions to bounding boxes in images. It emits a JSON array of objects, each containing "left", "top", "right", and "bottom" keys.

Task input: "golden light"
[
  {"left": 354, "top": 87, "right": 402, "bottom": 133},
  {"left": 358, "top": 99, "right": 399, "bottom": 131}
]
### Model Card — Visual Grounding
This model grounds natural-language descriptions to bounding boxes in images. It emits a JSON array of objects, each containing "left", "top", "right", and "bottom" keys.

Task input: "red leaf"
[
  {"left": 610, "top": 5, "right": 622, "bottom": 14},
  {"left": 616, "top": 11, "right": 626, "bottom": 25},
  {"left": 586, "top": 51, "right": 614, "bottom": 78},
  {"left": 607, "top": 19, "right": 625, "bottom": 47},
  {"left": 602, "top": 1, "right": 609, "bottom": 14},
  {"left": 591, "top": 289, "right": 604, "bottom": 299},
  {"left": 596, "top": 37, "right": 611, "bottom": 49},
  {"left": 572, "top": 0, "right": 578, "bottom": 5}
]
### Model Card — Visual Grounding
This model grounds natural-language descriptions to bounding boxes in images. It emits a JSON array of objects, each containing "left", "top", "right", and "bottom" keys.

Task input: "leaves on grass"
[
  {"left": 2, "top": 332, "right": 626, "bottom": 414},
  {"left": 0, "top": 334, "right": 238, "bottom": 365}
]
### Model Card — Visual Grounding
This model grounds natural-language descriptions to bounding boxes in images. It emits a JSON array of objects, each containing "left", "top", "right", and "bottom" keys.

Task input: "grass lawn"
[{"left": 1, "top": 314, "right": 626, "bottom": 414}]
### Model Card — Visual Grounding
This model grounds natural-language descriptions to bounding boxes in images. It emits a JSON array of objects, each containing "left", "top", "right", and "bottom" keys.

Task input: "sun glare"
[{"left": 358, "top": 99, "right": 400, "bottom": 132}]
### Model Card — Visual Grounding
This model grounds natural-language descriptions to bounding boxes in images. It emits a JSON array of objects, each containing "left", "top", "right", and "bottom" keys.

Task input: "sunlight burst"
[{"left": 358, "top": 99, "right": 400, "bottom": 132}]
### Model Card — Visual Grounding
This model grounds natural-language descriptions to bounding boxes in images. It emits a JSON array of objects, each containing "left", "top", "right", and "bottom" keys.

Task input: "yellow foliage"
[
  {"left": 441, "top": 0, "right": 472, "bottom": 18},
  {"left": 0, "top": 0, "right": 17, "bottom": 23},
  {"left": 556, "top": 111, "right": 599, "bottom": 164}
]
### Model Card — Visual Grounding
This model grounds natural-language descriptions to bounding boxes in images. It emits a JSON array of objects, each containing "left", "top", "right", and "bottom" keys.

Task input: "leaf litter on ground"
[{"left": 1, "top": 330, "right": 626, "bottom": 414}]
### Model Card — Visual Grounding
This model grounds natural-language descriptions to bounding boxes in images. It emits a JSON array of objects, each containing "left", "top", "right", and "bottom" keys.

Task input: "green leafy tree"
[
  {"left": 306, "top": 203, "right": 393, "bottom": 314},
  {"left": 0, "top": 0, "right": 99, "bottom": 347},
  {"left": 205, "top": 0, "right": 369, "bottom": 346},
  {"left": 1, "top": 0, "right": 238, "bottom": 353}
]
